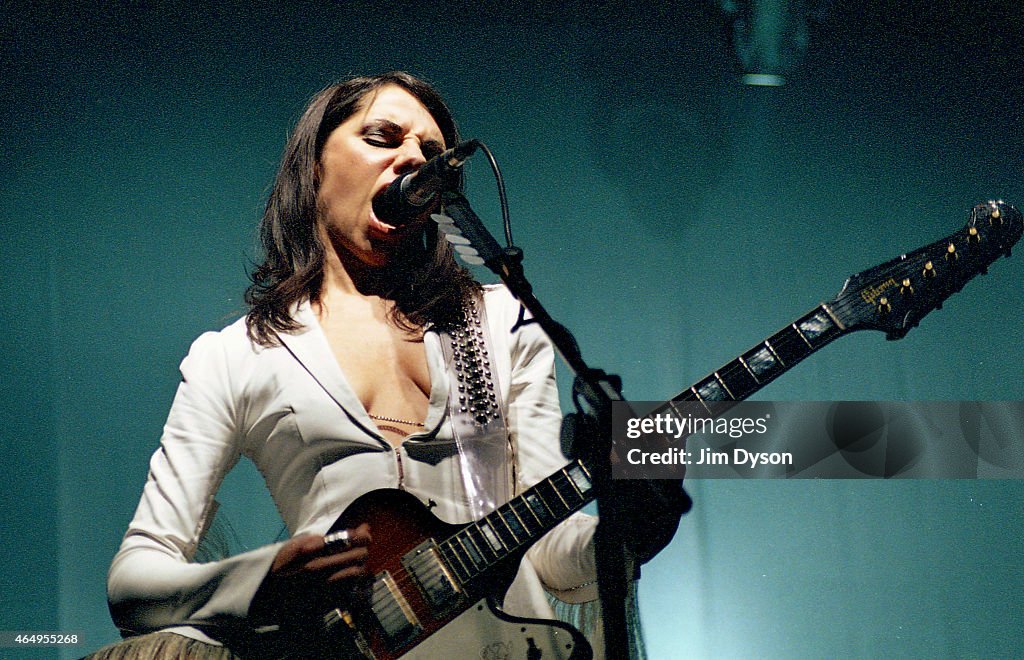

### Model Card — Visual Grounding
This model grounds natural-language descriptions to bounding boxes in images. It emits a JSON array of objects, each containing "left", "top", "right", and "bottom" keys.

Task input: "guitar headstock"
[{"left": 831, "top": 200, "right": 1022, "bottom": 340}]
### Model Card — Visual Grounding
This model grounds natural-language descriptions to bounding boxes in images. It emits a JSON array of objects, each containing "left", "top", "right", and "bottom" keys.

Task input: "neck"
[
  {"left": 321, "top": 248, "right": 391, "bottom": 298},
  {"left": 317, "top": 223, "right": 406, "bottom": 299},
  {"left": 316, "top": 232, "right": 423, "bottom": 327}
]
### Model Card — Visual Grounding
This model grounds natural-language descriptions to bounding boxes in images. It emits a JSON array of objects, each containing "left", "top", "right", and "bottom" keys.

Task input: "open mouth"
[
  {"left": 368, "top": 184, "right": 440, "bottom": 236},
  {"left": 367, "top": 185, "right": 399, "bottom": 235},
  {"left": 368, "top": 206, "right": 396, "bottom": 235}
]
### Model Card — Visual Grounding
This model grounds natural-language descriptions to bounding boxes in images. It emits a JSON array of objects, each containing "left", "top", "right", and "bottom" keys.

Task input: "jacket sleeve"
[
  {"left": 495, "top": 289, "right": 599, "bottom": 603},
  {"left": 107, "top": 331, "right": 281, "bottom": 634}
]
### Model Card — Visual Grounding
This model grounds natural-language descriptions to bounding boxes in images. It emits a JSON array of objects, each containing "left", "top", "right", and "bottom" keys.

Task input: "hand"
[
  {"left": 613, "top": 479, "right": 690, "bottom": 564},
  {"left": 250, "top": 523, "right": 372, "bottom": 625}
]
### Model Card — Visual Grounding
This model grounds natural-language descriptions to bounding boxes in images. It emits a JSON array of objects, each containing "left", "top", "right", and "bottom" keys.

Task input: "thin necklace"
[{"left": 368, "top": 413, "right": 425, "bottom": 428}]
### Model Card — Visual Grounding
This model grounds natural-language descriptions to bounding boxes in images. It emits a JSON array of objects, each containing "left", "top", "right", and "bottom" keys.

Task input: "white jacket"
[{"left": 107, "top": 285, "right": 598, "bottom": 645}]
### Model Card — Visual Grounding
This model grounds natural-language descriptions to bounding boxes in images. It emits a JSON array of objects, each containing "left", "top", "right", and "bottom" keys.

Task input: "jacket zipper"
[{"left": 394, "top": 447, "right": 405, "bottom": 490}]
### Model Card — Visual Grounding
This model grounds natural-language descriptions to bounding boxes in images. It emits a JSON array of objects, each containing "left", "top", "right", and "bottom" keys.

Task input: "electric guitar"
[{"left": 312, "top": 201, "right": 1021, "bottom": 659}]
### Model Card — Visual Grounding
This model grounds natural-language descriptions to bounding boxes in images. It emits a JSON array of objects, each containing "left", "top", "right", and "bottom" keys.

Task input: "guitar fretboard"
[
  {"left": 435, "top": 305, "right": 847, "bottom": 588},
  {"left": 437, "top": 461, "right": 595, "bottom": 586},
  {"left": 668, "top": 304, "right": 846, "bottom": 414}
]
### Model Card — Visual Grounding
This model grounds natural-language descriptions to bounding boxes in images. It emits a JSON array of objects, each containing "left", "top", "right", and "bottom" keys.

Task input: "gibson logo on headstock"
[{"left": 860, "top": 278, "right": 897, "bottom": 305}]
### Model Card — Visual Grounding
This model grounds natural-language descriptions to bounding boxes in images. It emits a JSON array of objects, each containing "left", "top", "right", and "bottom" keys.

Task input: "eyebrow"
[{"left": 366, "top": 119, "right": 445, "bottom": 155}]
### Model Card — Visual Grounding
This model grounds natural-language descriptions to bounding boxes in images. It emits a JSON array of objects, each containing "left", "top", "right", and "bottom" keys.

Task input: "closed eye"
[
  {"left": 361, "top": 120, "right": 401, "bottom": 147},
  {"left": 363, "top": 134, "right": 395, "bottom": 148},
  {"left": 362, "top": 120, "right": 444, "bottom": 159}
]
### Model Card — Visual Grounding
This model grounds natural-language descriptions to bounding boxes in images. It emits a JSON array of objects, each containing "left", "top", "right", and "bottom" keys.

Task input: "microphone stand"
[{"left": 439, "top": 191, "right": 648, "bottom": 659}]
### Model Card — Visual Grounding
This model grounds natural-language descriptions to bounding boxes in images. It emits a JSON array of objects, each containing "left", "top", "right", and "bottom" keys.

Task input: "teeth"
[{"left": 369, "top": 209, "right": 395, "bottom": 233}]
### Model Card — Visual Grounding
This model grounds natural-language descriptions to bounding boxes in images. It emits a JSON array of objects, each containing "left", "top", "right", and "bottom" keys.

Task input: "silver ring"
[{"left": 323, "top": 529, "right": 352, "bottom": 550}]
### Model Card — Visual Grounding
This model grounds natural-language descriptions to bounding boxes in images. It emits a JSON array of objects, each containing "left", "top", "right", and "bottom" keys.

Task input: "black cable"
[{"left": 475, "top": 142, "right": 514, "bottom": 247}]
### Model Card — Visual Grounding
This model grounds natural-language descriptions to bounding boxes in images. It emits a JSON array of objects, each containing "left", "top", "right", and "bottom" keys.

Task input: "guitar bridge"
[
  {"left": 322, "top": 608, "right": 375, "bottom": 659},
  {"left": 403, "top": 540, "right": 463, "bottom": 615}
]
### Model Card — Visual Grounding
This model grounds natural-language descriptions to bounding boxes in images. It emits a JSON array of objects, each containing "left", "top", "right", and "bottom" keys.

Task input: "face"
[{"left": 316, "top": 85, "right": 447, "bottom": 267}]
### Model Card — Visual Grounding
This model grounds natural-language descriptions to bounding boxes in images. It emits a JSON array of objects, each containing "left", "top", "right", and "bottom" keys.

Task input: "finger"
[
  {"left": 305, "top": 546, "right": 369, "bottom": 573},
  {"left": 326, "top": 563, "right": 369, "bottom": 584},
  {"left": 321, "top": 523, "right": 372, "bottom": 554},
  {"left": 271, "top": 534, "right": 324, "bottom": 574}
]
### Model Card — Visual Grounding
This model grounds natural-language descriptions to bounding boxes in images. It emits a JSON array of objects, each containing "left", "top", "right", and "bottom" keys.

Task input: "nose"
[{"left": 393, "top": 140, "right": 428, "bottom": 176}]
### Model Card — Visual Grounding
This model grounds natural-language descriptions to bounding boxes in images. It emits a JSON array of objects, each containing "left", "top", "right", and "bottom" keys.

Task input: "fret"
[
  {"left": 559, "top": 468, "right": 584, "bottom": 499},
  {"left": 672, "top": 388, "right": 697, "bottom": 402},
  {"left": 456, "top": 532, "right": 485, "bottom": 570},
  {"left": 791, "top": 323, "right": 814, "bottom": 349},
  {"left": 537, "top": 478, "right": 570, "bottom": 513},
  {"left": 525, "top": 491, "right": 555, "bottom": 526},
  {"left": 695, "top": 376, "right": 729, "bottom": 402},
  {"left": 713, "top": 372, "right": 735, "bottom": 400},
  {"left": 737, "top": 356, "right": 761, "bottom": 384},
  {"left": 465, "top": 525, "right": 498, "bottom": 561},
  {"left": 516, "top": 494, "right": 543, "bottom": 528},
  {"left": 796, "top": 308, "right": 841, "bottom": 348},
  {"left": 436, "top": 465, "right": 602, "bottom": 594},
  {"left": 716, "top": 363, "right": 759, "bottom": 400},
  {"left": 551, "top": 472, "right": 583, "bottom": 509},
  {"left": 763, "top": 339, "right": 785, "bottom": 367},
  {"left": 667, "top": 400, "right": 690, "bottom": 421},
  {"left": 770, "top": 327, "right": 813, "bottom": 367},
  {"left": 657, "top": 304, "right": 853, "bottom": 432},
  {"left": 477, "top": 519, "right": 507, "bottom": 553},
  {"left": 487, "top": 510, "right": 518, "bottom": 548},
  {"left": 680, "top": 387, "right": 712, "bottom": 414},
  {"left": 819, "top": 303, "right": 846, "bottom": 331},
  {"left": 440, "top": 540, "right": 471, "bottom": 583},
  {"left": 566, "top": 462, "right": 593, "bottom": 496},
  {"left": 743, "top": 344, "right": 781, "bottom": 381},
  {"left": 502, "top": 503, "right": 529, "bottom": 540}
]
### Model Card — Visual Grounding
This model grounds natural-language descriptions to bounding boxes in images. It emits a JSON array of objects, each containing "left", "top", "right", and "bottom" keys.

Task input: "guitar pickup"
[
  {"left": 371, "top": 571, "right": 422, "bottom": 649},
  {"left": 403, "top": 540, "right": 463, "bottom": 615}
]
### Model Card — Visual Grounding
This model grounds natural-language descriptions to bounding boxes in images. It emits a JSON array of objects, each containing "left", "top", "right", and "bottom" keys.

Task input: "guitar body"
[{"left": 319, "top": 489, "right": 591, "bottom": 659}]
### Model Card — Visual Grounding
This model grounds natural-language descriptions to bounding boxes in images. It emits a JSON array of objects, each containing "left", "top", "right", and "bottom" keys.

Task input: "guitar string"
[
  {"left": 411, "top": 484, "right": 584, "bottom": 601},
  {"left": 353, "top": 472, "right": 587, "bottom": 607},
  {"left": 645, "top": 231, "right": 987, "bottom": 429},
  {"left": 691, "top": 226, "right": 995, "bottom": 406},
  {"left": 361, "top": 504, "right": 573, "bottom": 623}
]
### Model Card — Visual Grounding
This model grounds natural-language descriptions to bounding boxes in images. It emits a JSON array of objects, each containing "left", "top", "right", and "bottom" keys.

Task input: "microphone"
[{"left": 372, "top": 139, "right": 480, "bottom": 226}]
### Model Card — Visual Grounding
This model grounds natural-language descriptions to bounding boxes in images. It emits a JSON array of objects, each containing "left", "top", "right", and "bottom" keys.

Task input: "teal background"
[{"left": 2, "top": 1, "right": 1022, "bottom": 657}]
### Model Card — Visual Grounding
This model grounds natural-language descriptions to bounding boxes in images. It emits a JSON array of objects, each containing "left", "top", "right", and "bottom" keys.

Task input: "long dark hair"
[{"left": 245, "top": 71, "right": 479, "bottom": 345}]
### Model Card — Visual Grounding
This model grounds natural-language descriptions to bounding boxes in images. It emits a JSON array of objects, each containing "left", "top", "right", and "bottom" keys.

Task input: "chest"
[{"left": 317, "top": 313, "right": 431, "bottom": 414}]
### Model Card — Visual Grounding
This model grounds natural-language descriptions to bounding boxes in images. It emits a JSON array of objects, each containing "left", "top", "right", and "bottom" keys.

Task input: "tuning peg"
[
  {"left": 922, "top": 261, "right": 936, "bottom": 279},
  {"left": 899, "top": 278, "right": 914, "bottom": 295},
  {"left": 945, "top": 243, "right": 958, "bottom": 262},
  {"left": 990, "top": 206, "right": 1003, "bottom": 226},
  {"left": 877, "top": 296, "right": 892, "bottom": 316},
  {"left": 968, "top": 226, "right": 980, "bottom": 244}
]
